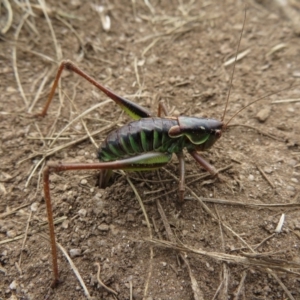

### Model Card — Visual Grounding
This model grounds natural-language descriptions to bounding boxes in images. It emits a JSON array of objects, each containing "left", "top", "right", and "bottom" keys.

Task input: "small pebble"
[
  {"left": 30, "top": 202, "right": 39, "bottom": 212},
  {"left": 182, "top": 230, "right": 188, "bottom": 237},
  {"left": 80, "top": 179, "right": 88, "bottom": 185},
  {"left": 78, "top": 208, "right": 87, "bottom": 217},
  {"left": 263, "top": 167, "right": 273, "bottom": 174},
  {"left": 288, "top": 159, "right": 297, "bottom": 167},
  {"left": 276, "top": 123, "right": 289, "bottom": 131},
  {"left": 169, "top": 77, "right": 176, "bottom": 84},
  {"left": 286, "top": 185, "right": 295, "bottom": 191},
  {"left": 9, "top": 280, "right": 17, "bottom": 290},
  {"left": 69, "top": 249, "right": 81, "bottom": 257},
  {"left": 75, "top": 124, "right": 82, "bottom": 131},
  {"left": 126, "top": 210, "right": 136, "bottom": 222},
  {"left": 6, "top": 230, "right": 16, "bottom": 238},
  {"left": 292, "top": 70, "right": 300, "bottom": 77},
  {"left": 291, "top": 178, "right": 299, "bottom": 183},
  {"left": 6, "top": 86, "right": 17, "bottom": 93},
  {"left": 110, "top": 224, "right": 119, "bottom": 235},
  {"left": 62, "top": 220, "right": 69, "bottom": 229},
  {"left": 98, "top": 224, "right": 109, "bottom": 231},
  {"left": 248, "top": 174, "right": 255, "bottom": 181},
  {"left": 256, "top": 106, "right": 271, "bottom": 122},
  {"left": 173, "top": 109, "right": 180, "bottom": 116},
  {"left": 161, "top": 262, "right": 167, "bottom": 267}
]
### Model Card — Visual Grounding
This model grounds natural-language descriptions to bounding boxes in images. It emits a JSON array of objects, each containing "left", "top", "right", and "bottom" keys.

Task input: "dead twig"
[{"left": 256, "top": 164, "right": 275, "bottom": 188}]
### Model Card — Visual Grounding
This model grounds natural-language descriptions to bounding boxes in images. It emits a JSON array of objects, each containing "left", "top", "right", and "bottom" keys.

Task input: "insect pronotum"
[{"left": 36, "top": 9, "right": 296, "bottom": 287}]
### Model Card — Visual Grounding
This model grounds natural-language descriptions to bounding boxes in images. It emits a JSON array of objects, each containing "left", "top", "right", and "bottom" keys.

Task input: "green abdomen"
[{"left": 98, "top": 118, "right": 187, "bottom": 161}]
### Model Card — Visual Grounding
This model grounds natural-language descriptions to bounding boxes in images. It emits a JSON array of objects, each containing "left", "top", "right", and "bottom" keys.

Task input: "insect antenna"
[
  {"left": 225, "top": 83, "right": 296, "bottom": 127},
  {"left": 221, "top": 8, "right": 247, "bottom": 122},
  {"left": 223, "top": 7, "right": 300, "bottom": 128}
]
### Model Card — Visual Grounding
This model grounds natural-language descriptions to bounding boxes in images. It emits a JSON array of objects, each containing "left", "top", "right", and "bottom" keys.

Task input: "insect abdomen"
[{"left": 98, "top": 118, "right": 183, "bottom": 161}]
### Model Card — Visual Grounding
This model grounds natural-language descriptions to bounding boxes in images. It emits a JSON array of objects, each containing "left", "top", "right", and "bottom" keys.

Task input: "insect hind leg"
[{"left": 98, "top": 169, "right": 113, "bottom": 188}]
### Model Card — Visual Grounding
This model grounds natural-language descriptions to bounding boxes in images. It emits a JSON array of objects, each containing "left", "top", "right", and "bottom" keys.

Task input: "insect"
[
  {"left": 41, "top": 60, "right": 226, "bottom": 287},
  {"left": 36, "top": 11, "right": 295, "bottom": 288}
]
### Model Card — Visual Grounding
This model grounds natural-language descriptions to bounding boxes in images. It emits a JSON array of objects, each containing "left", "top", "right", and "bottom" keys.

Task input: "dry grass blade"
[
  {"left": 256, "top": 164, "right": 275, "bottom": 188},
  {"left": 28, "top": 67, "right": 55, "bottom": 113},
  {"left": 266, "top": 43, "right": 287, "bottom": 57},
  {"left": 199, "top": 197, "right": 300, "bottom": 208},
  {"left": 135, "top": 13, "right": 219, "bottom": 44},
  {"left": 144, "top": 0, "right": 155, "bottom": 14},
  {"left": 0, "top": 235, "right": 23, "bottom": 245},
  {"left": 0, "top": 216, "right": 67, "bottom": 246},
  {"left": 125, "top": 174, "right": 154, "bottom": 299},
  {"left": 156, "top": 198, "right": 204, "bottom": 300},
  {"left": 272, "top": 98, "right": 300, "bottom": 103},
  {"left": 37, "top": 0, "right": 61, "bottom": 61},
  {"left": 163, "top": 168, "right": 255, "bottom": 252},
  {"left": 95, "top": 262, "right": 118, "bottom": 295},
  {"left": 49, "top": 98, "right": 112, "bottom": 148},
  {"left": 55, "top": 240, "right": 92, "bottom": 299},
  {"left": 182, "top": 255, "right": 204, "bottom": 300},
  {"left": 25, "top": 157, "right": 45, "bottom": 188},
  {"left": 267, "top": 269, "right": 295, "bottom": 300},
  {"left": 7, "top": 39, "right": 56, "bottom": 63},
  {"left": 18, "top": 210, "right": 32, "bottom": 268},
  {"left": 68, "top": 88, "right": 99, "bottom": 150},
  {"left": 215, "top": 207, "right": 229, "bottom": 299},
  {"left": 1, "top": 0, "right": 13, "bottom": 34},
  {"left": 0, "top": 203, "right": 31, "bottom": 219},
  {"left": 228, "top": 124, "right": 284, "bottom": 142},
  {"left": 27, "top": 123, "right": 117, "bottom": 162},
  {"left": 147, "top": 238, "right": 300, "bottom": 272},
  {"left": 224, "top": 49, "right": 251, "bottom": 66},
  {"left": 38, "top": 233, "right": 92, "bottom": 299},
  {"left": 233, "top": 270, "right": 247, "bottom": 300},
  {"left": 126, "top": 174, "right": 151, "bottom": 234},
  {"left": 55, "top": 15, "right": 85, "bottom": 51},
  {"left": 12, "top": 12, "right": 30, "bottom": 108},
  {"left": 22, "top": 122, "right": 118, "bottom": 186}
]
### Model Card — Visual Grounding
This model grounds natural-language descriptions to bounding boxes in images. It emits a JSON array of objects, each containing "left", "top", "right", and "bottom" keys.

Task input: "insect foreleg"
[
  {"left": 157, "top": 101, "right": 169, "bottom": 117},
  {"left": 176, "top": 152, "right": 185, "bottom": 201},
  {"left": 189, "top": 150, "right": 218, "bottom": 177}
]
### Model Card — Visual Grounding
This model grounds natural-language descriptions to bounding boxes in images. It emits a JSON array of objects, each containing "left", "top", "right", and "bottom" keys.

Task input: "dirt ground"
[{"left": 1, "top": 0, "right": 300, "bottom": 299}]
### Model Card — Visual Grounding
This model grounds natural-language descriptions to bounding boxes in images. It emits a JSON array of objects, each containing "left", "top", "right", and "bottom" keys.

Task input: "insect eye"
[{"left": 215, "top": 130, "right": 222, "bottom": 138}]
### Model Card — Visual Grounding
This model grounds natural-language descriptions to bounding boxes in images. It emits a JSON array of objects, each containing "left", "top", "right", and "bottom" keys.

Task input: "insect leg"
[
  {"left": 38, "top": 60, "right": 153, "bottom": 120},
  {"left": 98, "top": 169, "right": 113, "bottom": 188},
  {"left": 43, "top": 152, "right": 172, "bottom": 287},
  {"left": 188, "top": 150, "right": 218, "bottom": 176},
  {"left": 157, "top": 101, "right": 169, "bottom": 117},
  {"left": 176, "top": 152, "right": 185, "bottom": 201}
]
